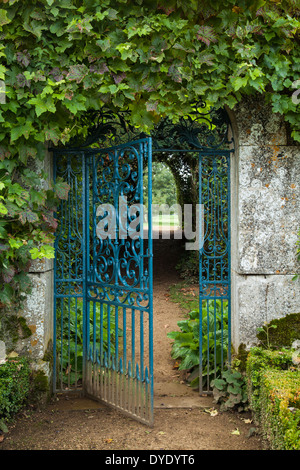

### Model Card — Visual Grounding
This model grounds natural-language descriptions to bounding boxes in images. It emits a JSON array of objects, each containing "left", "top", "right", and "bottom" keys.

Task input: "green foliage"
[
  {"left": 246, "top": 347, "right": 300, "bottom": 450},
  {"left": 260, "top": 369, "right": 300, "bottom": 450},
  {"left": 56, "top": 298, "right": 123, "bottom": 386},
  {"left": 0, "top": 164, "right": 70, "bottom": 308},
  {"left": 211, "top": 368, "right": 248, "bottom": 412},
  {"left": 176, "top": 251, "right": 199, "bottom": 282},
  {"left": 0, "top": 0, "right": 299, "bottom": 307},
  {"left": 246, "top": 347, "right": 294, "bottom": 416},
  {"left": 144, "top": 162, "right": 177, "bottom": 208},
  {"left": 0, "top": 357, "right": 31, "bottom": 422},
  {"left": 256, "top": 322, "right": 278, "bottom": 349},
  {"left": 167, "top": 299, "right": 228, "bottom": 389}
]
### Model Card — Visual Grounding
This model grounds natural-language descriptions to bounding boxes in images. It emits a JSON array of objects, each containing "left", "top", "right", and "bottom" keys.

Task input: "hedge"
[
  {"left": 0, "top": 357, "right": 31, "bottom": 422},
  {"left": 246, "top": 347, "right": 300, "bottom": 450}
]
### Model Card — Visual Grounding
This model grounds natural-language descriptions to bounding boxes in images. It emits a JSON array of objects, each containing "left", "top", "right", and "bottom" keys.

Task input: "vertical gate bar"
[
  {"left": 67, "top": 160, "right": 72, "bottom": 391},
  {"left": 139, "top": 141, "right": 144, "bottom": 290},
  {"left": 140, "top": 310, "right": 144, "bottom": 383},
  {"left": 227, "top": 152, "right": 232, "bottom": 367},
  {"left": 93, "top": 301, "right": 96, "bottom": 364},
  {"left": 107, "top": 304, "right": 111, "bottom": 402},
  {"left": 137, "top": 376, "right": 140, "bottom": 417},
  {"left": 111, "top": 356, "right": 115, "bottom": 406},
  {"left": 131, "top": 308, "right": 135, "bottom": 414},
  {"left": 74, "top": 297, "right": 78, "bottom": 388},
  {"left": 147, "top": 137, "right": 154, "bottom": 423},
  {"left": 213, "top": 298, "right": 217, "bottom": 382},
  {"left": 123, "top": 306, "right": 127, "bottom": 375},
  {"left": 115, "top": 305, "right": 119, "bottom": 374},
  {"left": 206, "top": 298, "right": 210, "bottom": 393},
  {"left": 199, "top": 300, "right": 203, "bottom": 394},
  {"left": 139, "top": 140, "right": 144, "bottom": 421},
  {"left": 131, "top": 307, "right": 135, "bottom": 376},
  {"left": 198, "top": 153, "right": 203, "bottom": 394},
  {"left": 100, "top": 302, "right": 104, "bottom": 398},
  {"left": 53, "top": 151, "right": 57, "bottom": 393},
  {"left": 82, "top": 150, "right": 89, "bottom": 393},
  {"left": 213, "top": 156, "right": 216, "bottom": 384}
]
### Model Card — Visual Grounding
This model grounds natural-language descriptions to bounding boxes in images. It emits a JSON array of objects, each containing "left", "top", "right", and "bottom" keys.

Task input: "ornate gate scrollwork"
[
  {"left": 53, "top": 101, "right": 233, "bottom": 425},
  {"left": 64, "top": 101, "right": 233, "bottom": 152}
]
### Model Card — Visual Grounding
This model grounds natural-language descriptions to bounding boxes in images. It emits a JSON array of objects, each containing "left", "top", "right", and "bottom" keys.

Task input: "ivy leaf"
[
  {"left": 196, "top": 26, "right": 217, "bottom": 46},
  {"left": 19, "top": 209, "right": 39, "bottom": 225},
  {"left": 42, "top": 211, "right": 58, "bottom": 230},
  {"left": 30, "top": 188, "right": 46, "bottom": 206},
  {"left": 2, "top": 265, "right": 15, "bottom": 283},
  {"left": 232, "top": 75, "right": 248, "bottom": 91},
  {"left": 28, "top": 96, "right": 56, "bottom": 117},
  {"left": 10, "top": 121, "right": 33, "bottom": 142},
  {"left": 44, "top": 125, "right": 61, "bottom": 145},
  {"left": 64, "top": 95, "right": 86, "bottom": 114},
  {"left": 13, "top": 271, "right": 32, "bottom": 293},
  {"left": 19, "top": 145, "right": 37, "bottom": 164},
  {"left": 0, "top": 146, "right": 11, "bottom": 161},
  {"left": 0, "top": 283, "right": 14, "bottom": 305},
  {"left": 0, "top": 9, "right": 11, "bottom": 27},
  {"left": 30, "top": 245, "right": 55, "bottom": 260},
  {"left": 0, "top": 201, "right": 8, "bottom": 215},
  {"left": 66, "top": 64, "right": 89, "bottom": 83},
  {"left": 54, "top": 181, "right": 70, "bottom": 200}
]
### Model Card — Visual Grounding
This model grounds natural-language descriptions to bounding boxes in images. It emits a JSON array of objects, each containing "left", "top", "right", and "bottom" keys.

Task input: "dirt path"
[{"left": 0, "top": 231, "right": 266, "bottom": 451}]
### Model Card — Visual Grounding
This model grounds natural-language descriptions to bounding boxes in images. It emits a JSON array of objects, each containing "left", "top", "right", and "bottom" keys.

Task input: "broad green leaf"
[
  {"left": 28, "top": 96, "right": 56, "bottom": 117},
  {"left": 232, "top": 75, "right": 248, "bottom": 91},
  {"left": 0, "top": 9, "right": 11, "bottom": 26},
  {"left": 10, "top": 121, "right": 33, "bottom": 142}
]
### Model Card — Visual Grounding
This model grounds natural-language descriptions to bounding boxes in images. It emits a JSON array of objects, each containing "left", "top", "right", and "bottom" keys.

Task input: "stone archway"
[{"left": 15, "top": 96, "right": 300, "bottom": 393}]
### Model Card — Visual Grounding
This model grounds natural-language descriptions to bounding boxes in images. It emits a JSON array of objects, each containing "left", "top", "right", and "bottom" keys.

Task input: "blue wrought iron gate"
[
  {"left": 53, "top": 138, "right": 154, "bottom": 425},
  {"left": 198, "top": 150, "right": 231, "bottom": 394},
  {"left": 52, "top": 103, "right": 233, "bottom": 424}
]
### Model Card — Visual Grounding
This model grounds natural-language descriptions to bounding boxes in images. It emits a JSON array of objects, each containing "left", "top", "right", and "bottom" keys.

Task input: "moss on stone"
[
  {"left": 235, "top": 343, "right": 249, "bottom": 372},
  {"left": 29, "top": 369, "right": 50, "bottom": 406},
  {"left": 17, "top": 316, "right": 32, "bottom": 339},
  {"left": 42, "top": 340, "right": 53, "bottom": 365},
  {"left": 0, "top": 312, "right": 32, "bottom": 352},
  {"left": 256, "top": 313, "right": 300, "bottom": 349},
  {"left": 32, "top": 370, "right": 49, "bottom": 393}
]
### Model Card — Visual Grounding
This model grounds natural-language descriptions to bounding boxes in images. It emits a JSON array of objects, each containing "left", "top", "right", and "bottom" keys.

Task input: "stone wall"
[
  {"left": 2, "top": 148, "right": 54, "bottom": 379},
  {"left": 229, "top": 96, "right": 300, "bottom": 349}
]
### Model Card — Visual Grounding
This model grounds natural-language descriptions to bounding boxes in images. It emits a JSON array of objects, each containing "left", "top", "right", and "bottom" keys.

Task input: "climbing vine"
[{"left": 0, "top": 0, "right": 299, "bottom": 307}]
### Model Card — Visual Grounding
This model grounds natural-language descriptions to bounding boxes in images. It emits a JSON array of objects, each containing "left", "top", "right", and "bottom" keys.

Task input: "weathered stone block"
[
  {"left": 234, "top": 95, "right": 287, "bottom": 146},
  {"left": 237, "top": 145, "right": 300, "bottom": 274},
  {"left": 233, "top": 274, "right": 300, "bottom": 348},
  {"left": 21, "top": 271, "right": 53, "bottom": 360},
  {"left": 28, "top": 257, "right": 53, "bottom": 274},
  {"left": 0, "top": 340, "right": 5, "bottom": 363}
]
